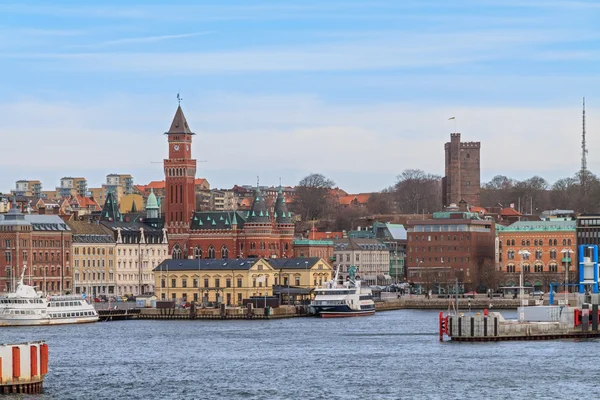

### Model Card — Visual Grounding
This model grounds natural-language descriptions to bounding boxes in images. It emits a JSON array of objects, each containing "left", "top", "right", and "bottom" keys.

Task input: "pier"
[
  {"left": 98, "top": 304, "right": 309, "bottom": 321},
  {"left": 0, "top": 341, "right": 48, "bottom": 394}
]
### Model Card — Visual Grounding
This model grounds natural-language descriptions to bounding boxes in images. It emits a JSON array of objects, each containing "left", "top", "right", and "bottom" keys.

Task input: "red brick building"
[
  {"left": 497, "top": 220, "right": 576, "bottom": 291},
  {"left": 0, "top": 200, "right": 72, "bottom": 294},
  {"left": 406, "top": 210, "right": 495, "bottom": 291},
  {"left": 163, "top": 106, "right": 294, "bottom": 260}
]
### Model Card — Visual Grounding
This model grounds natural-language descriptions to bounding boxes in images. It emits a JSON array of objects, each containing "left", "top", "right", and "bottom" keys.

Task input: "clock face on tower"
[{"left": 174, "top": 145, "right": 180, "bottom": 151}]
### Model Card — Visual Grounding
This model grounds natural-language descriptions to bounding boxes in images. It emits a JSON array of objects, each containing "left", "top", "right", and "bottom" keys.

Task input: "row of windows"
[
  {"left": 160, "top": 292, "right": 244, "bottom": 305},
  {"left": 504, "top": 264, "right": 563, "bottom": 273},
  {"left": 75, "top": 259, "right": 113, "bottom": 268},
  {"left": 410, "top": 256, "right": 470, "bottom": 264},
  {"left": 117, "top": 248, "right": 167, "bottom": 257},
  {"left": 501, "top": 239, "right": 571, "bottom": 247},
  {"left": 409, "top": 246, "right": 470, "bottom": 253},
  {"left": 411, "top": 234, "right": 471, "bottom": 242},
  {"left": 74, "top": 248, "right": 114, "bottom": 256},
  {"left": 506, "top": 249, "right": 567, "bottom": 260},
  {"left": 50, "top": 311, "right": 95, "bottom": 318},
  {"left": 2, "top": 239, "right": 71, "bottom": 248}
]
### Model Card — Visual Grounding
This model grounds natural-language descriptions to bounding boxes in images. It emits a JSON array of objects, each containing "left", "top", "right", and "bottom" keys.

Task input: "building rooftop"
[{"left": 497, "top": 220, "right": 576, "bottom": 232}]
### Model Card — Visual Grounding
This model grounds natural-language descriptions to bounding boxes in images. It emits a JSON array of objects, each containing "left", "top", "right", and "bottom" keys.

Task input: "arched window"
[
  {"left": 221, "top": 246, "right": 229, "bottom": 259},
  {"left": 194, "top": 247, "right": 202, "bottom": 259},
  {"left": 562, "top": 238, "right": 566, "bottom": 246},
  {"left": 172, "top": 244, "right": 182, "bottom": 260},
  {"left": 207, "top": 245, "right": 216, "bottom": 259}
]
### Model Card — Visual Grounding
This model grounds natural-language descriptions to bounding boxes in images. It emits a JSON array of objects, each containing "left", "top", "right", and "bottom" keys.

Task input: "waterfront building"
[
  {"left": 442, "top": 133, "right": 481, "bottom": 208},
  {"left": 0, "top": 194, "right": 9, "bottom": 213},
  {"left": 89, "top": 173, "right": 134, "bottom": 206},
  {"left": 13, "top": 180, "right": 42, "bottom": 198},
  {"left": 67, "top": 195, "right": 101, "bottom": 216},
  {"left": 153, "top": 257, "right": 332, "bottom": 305},
  {"left": 98, "top": 191, "right": 169, "bottom": 296},
  {"left": 293, "top": 239, "right": 334, "bottom": 259},
  {"left": 576, "top": 214, "right": 600, "bottom": 248},
  {"left": 67, "top": 220, "right": 115, "bottom": 296},
  {"left": 162, "top": 105, "right": 294, "bottom": 259},
  {"left": 333, "top": 238, "right": 389, "bottom": 286},
  {"left": 349, "top": 222, "right": 407, "bottom": 282},
  {"left": 57, "top": 177, "right": 87, "bottom": 198},
  {"left": 497, "top": 220, "right": 576, "bottom": 292},
  {"left": 0, "top": 199, "right": 72, "bottom": 294},
  {"left": 406, "top": 209, "right": 495, "bottom": 292}
]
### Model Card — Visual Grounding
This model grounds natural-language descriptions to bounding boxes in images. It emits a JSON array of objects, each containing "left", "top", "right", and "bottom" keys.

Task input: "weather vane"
[{"left": 177, "top": 92, "right": 183, "bottom": 105}]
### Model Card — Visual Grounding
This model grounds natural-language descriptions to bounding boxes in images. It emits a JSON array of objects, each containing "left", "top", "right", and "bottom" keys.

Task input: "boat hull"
[
  {"left": 311, "top": 304, "right": 375, "bottom": 318},
  {"left": 0, "top": 317, "right": 99, "bottom": 327},
  {"left": 320, "top": 310, "right": 375, "bottom": 318}
]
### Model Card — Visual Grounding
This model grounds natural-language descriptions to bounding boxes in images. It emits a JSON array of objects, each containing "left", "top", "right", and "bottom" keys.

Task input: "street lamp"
[
  {"left": 518, "top": 250, "right": 531, "bottom": 302},
  {"left": 561, "top": 248, "right": 574, "bottom": 304}
]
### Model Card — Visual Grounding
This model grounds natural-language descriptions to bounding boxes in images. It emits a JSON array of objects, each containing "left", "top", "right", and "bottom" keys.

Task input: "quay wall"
[{"left": 137, "top": 305, "right": 306, "bottom": 320}]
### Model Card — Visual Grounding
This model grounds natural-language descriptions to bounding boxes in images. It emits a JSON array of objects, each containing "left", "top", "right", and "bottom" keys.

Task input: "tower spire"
[{"left": 581, "top": 97, "right": 588, "bottom": 194}]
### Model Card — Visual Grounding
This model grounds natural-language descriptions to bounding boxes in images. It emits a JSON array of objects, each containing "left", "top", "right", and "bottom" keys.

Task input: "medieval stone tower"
[{"left": 442, "top": 133, "right": 481, "bottom": 207}]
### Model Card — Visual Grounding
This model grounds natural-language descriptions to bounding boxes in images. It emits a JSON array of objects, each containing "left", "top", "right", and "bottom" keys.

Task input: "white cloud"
[{"left": 0, "top": 94, "right": 593, "bottom": 193}]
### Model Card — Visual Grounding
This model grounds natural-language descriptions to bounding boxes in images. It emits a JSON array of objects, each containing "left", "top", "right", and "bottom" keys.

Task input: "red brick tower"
[
  {"left": 442, "top": 133, "right": 480, "bottom": 207},
  {"left": 164, "top": 105, "right": 197, "bottom": 244}
]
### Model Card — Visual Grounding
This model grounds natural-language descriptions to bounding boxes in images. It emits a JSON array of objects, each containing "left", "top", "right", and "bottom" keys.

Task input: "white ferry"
[
  {"left": 309, "top": 266, "right": 375, "bottom": 318},
  {"left": 0, "top": 268, "right": 98, "bottom": 326}
]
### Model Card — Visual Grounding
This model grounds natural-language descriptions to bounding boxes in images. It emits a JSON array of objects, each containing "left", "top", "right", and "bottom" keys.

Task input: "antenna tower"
[{"left": 581, "top": 97, "right": 588, "bottom": 194}]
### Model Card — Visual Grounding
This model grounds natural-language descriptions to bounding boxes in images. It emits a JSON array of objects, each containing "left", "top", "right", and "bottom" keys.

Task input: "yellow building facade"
[{"left": 154, "top": 257, "right": 333, "bottom": 305}]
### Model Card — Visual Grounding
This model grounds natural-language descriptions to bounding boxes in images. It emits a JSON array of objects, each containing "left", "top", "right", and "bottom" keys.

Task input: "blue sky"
[{"left": 1, "top": 0, "right": 599, "bottom": 194}]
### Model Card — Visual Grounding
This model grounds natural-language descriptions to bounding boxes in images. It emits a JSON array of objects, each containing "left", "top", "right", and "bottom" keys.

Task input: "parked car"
[
  {"left": 532, "top": 290, "right": 544, "bottom": 296},
  {"left": 464, "top": 291, "right": 477, "bottom": 298}
]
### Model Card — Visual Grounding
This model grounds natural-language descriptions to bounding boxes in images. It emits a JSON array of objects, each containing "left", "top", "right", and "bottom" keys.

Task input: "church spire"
[
  {"left": 101, "top": 191, "right": 122, "bottom": 222},
  {"left": 274, "top": 184, "right": 292, "bottom": 224},
  {"left": 166, "top": 105, "right": 195, "bottom": 135}
]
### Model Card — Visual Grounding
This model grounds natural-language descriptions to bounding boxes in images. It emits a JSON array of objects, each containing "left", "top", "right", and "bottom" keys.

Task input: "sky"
[{"left": 0, "top": 0, "right": 599, "bottom": 194}]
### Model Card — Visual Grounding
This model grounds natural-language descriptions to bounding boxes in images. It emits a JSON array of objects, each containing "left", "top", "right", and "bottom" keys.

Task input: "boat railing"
[{"left": 49, "top": 295, "right": 86, "bottom": 301}]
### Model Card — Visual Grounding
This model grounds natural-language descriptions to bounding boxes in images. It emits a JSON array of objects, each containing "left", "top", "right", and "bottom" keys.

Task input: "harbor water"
[{"left": 1, "top": 309, "right": 597, "bottom": 399}]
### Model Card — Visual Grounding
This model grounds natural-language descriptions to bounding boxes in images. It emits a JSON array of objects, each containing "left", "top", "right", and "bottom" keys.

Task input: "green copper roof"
[
  {"left": 498, "top": 220, "right": 576, "bottom": 232},
  {"left": 146, "top": 188, "right": 159, "bottom": 210}
]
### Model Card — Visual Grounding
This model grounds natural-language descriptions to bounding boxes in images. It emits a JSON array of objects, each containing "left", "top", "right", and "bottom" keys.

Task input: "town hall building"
[{"left": 163, "top": 105, "right": 295, "bottom": 260}]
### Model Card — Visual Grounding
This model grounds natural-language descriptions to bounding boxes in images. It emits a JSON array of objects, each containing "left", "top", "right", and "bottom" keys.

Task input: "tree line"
[{"left": 291, "top": 169, "right": 600, "bottom": 232}]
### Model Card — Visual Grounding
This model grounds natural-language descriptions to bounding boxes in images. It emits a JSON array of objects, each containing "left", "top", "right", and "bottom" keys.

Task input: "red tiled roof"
[
  {"left": 195, "top": 178, "right": 207, "bottom": 186},
  {"left": 470, "top": 206, "right": 487, "bottom": 214},
  {"left": 500, "top": 207, "right": 522, "bottom": 217},
  {"left": 134, "top": 185, "right": 147, "bottom": 193},
  {"left": 338, "top": 193, "right": 372, "bottom": 205},
  {"left": 147, "top": 181, "right": 166, "bottom": 189},
  {"left": 71, "top": 195, "right": 101, "bottom": 210}
]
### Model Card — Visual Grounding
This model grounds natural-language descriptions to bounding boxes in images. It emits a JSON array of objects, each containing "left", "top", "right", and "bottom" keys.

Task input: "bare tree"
[
  {"left": 475, "top": 258, "right": 499, "bottom": 292},
  {"left": 480, "top": 175, "right": 516, "bottom": 207},
  {"left": 292, "top": 173, "right": 335, "bottom": 221},
  {"left": 551, "top": 177, "right": 579, "bottom": 210},
  {"left": 394, "top": 169, "right": 441, "bottom": 214},
  {"left": 366, "top": 191, "right": 394, "bottom": 215}
]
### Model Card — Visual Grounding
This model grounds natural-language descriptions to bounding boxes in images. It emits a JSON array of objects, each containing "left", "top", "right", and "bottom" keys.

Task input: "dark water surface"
[{"left": 1, "top": 309, "right": 596, "bottom": 399}]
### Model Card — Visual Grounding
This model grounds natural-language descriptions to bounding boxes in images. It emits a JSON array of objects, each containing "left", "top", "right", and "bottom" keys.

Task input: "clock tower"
[{"left": 164, "top": 105, "right": 197, "bottom": 240}]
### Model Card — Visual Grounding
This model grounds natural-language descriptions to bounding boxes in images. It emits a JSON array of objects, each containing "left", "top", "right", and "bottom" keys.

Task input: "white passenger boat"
[
  {"left": 309, "top": 266, "right": 375, "bottom": 318},
  {"left": 0, "top": 268, "right": 98, "bottom": 326}
]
